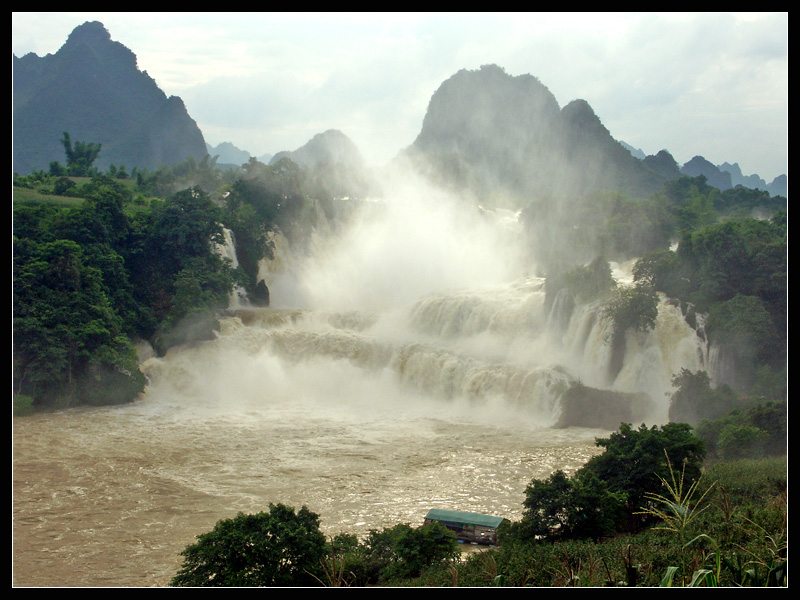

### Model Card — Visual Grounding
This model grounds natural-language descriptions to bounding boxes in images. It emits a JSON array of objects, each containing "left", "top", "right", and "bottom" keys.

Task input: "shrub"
[
  {"left": 170, "top": 504, "right": 327, "bottom": 587},
  {"left": 716, "top": 424, "right": 769, "bottom": 461}
]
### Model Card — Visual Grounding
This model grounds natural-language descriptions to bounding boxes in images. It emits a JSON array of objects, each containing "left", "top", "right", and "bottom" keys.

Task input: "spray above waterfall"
[
  {"left": 263, "top": 168, "right": 529, "bottom": 314},
  {"left": 148, "top": 162, "right": 712, "bottom": 430}
]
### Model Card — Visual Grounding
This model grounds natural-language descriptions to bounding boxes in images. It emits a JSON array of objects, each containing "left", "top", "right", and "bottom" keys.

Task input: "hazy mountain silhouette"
[
  {"left": 270, "top": 129, "right": 379, "bottom": 198},
  {"left": 619, "top": 141, "right": 647, "bottom": 160},
  {"left": 13, "top": 21, "right": 207, "bottom": 175},
  {"left": 401, "top": 64, "right": 787, "bottom": 203},
  {"left": 399, "top": 64, "right": 677, "bottom": 202},
  {"left": 206, "top": 141, "right": 253, "bottom": 168},
  {"left": 680, "top": 156, "right": 734, "bottom": 191},
  {"left": 714, "top": 161, "right": 786, "bottom": 197},
  {"left": 17, "top": 22, "right": 783, "bottom": 202},
  {"left": 270, "top": 129, "right": 364, "bottom": 170},
  {"left": 674, "top": 156, "right": 786, "bottom": 198},
  {"left": 622, "top": 148, "right": 786, "bottom": 199}
]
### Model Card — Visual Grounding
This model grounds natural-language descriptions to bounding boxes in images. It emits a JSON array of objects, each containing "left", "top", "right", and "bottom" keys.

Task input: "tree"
[
  {"left": 632, "top": 249, "right": 692, "bottom": 300},
  {"left": 546, "top": 255, "right": 616, "bottom": 308},
  {"left": 513, "top": 422, "right": 706, "bottom": 542},
  {"left": 152, "top": 254, "right": 237, "bottom": 353},
  {"left": 694, "top": 400, "right": 787, "bottom": 460},
  {"left": 389, "top": 521, "right": 459, "bottom": 580},
  {"left": 13, "top": 237, "right": 144, "bottom": 407},
  {"left": 705, "top": 294, "right": 778, "bottom": 389},
  {"left": 520, "top": 468, "right": 627, "bottom": 542},
  {"left": 356, "top": 521, "right": 459, "bottom": 583},
  {"left": 60, "top": 131, "right": 102, "bottom": 177},
  {"left": 170, "top": 504, "right": 327, "bottom": 587},
  {"left": 127, "top": 186, "right": 234, "bottom": 348},
  {"left": 223, "top": 199, "right": 273, "bottom": 293},
  {"left": 716, "top": 424, "right": 769, "bottom": 461},
  {"left": 585, "top": 422, "right": 705, "bottom": 527},
  {"left": 668, "top": 368, "right": 738, "bottom": 425},
  {"left": 12, "top": 177, "right": 238, "bottom": 406},
  {"left": 520, "top": 469, "right": 574, "bottom": 539},
  {"left": 604, "top": 283, "right": 659, "bottom": 334},
  {"left": 603, "top": 283, "right": 659, "bottom": 380},
  {"left": 53, "top": 176, "right": 76, "bottom": 196},
  {"left": 600, "top": 194, "right": 672, "bottom": 259}
]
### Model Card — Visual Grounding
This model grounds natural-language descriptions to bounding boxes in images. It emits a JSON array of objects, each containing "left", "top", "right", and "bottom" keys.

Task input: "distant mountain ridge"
[
  {"left": 269, "top": 129, "right": 379, "bottom": 198},
  {"left": 615, "top": 146, "right": 786, "bottom": 198},
  {"left": 269, "top": 129, "right": 365, "bottom": 171},
  {"left": 680, "top": 157, "right": 786, "bottom": 197},
  {"left": 13, "top": 21, "right": 207, "bottom": 175},
  {"left": 206, "top": 142, "right": 252, "bottom": 167},
  {"left": 400, "top": 64, "right": 678, "bottom": 202},
  {"left": 14, "top": 23, "right": 786, "bottom": 202},
  {"left": 401, "top": 64, "right": 786, "bottom": 202}
]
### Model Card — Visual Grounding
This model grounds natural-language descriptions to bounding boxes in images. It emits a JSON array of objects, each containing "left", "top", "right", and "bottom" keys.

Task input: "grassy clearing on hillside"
[{"left": 12, "top": 185, "right": 86, "bottom": 207}]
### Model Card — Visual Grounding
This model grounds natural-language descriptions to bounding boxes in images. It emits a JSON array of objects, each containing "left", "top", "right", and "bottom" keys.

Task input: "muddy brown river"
[{"left": 13, "top": 393, "right": 602, "bottom": 586}]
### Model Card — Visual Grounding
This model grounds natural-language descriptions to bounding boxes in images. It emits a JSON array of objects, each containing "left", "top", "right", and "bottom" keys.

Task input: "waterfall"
[
  {"left": 196, "top": 174, "right": 710, "bottom": 429},
  {"left": 215, "top": 228, "right": 249, "bottom": 309},
  {"left": 163, "top": 274, "right": 708, "bottom": 428}
]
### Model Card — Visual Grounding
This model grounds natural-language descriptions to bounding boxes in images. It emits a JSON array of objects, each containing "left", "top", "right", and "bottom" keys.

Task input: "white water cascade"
[
  {"left": 209, "top": 187, "right": 708, "bottom": 428},
  {"left": 214, "top": 227, "right": 249, "bottom": 309},
  {"left": 13, "top": 173, "right": 710, "bottom": 586}
]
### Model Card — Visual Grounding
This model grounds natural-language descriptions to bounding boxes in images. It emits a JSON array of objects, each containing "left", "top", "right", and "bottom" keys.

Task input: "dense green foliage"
[
  {"left": 135, "top": 153, "right": 234, "bottom": 200},
  {"left": 425, "top": 439, "right": 786, "bottom": 587},
  {"left": 668, "top": 368, "right": 738, "bottom": 425},
  {"left": 12, "top": 131, "right": 372, "bottom": 410},
  {"left": 329, "top": 521, "right": 460, "bottom": 585},
  {"left": 598, "top": 192, "right": 673, "bottom": 259},
  {"left": 13, "top": 135, "right": 387, "bottom": 413},
  {"left": 694, "top": 400, "right": 786, "bottom": 461},
  {"left": 515, "top": 469, "right": 627, "bottom": 541},
  {"left": 544, "top": 174, "right": 785, "bottom": 403},
  {"left": 57, "top": 131, "right": 102, "bottom": 177},
  {"left": 13, "top": 176, "right": 147, "bottom": 407},
  {"left": 602, "top": 283, "right": 660, "bottom": 335},
  {"left": 173, "top": 512, "right": 459, "bottom": 587},
  {"left": 13, "top": 233, "right": 146, "bottom": 407},
  {"left": 545, "top": 255, "right": 616, "bottom": 309},
  {"left": 526, "top": 174, "right": 784, "bottom": 267},
  {"left": 634, "top": 212, "right": 786, "bottom": 393},
  {"left": 13, "top": 158, "right": 241, "bottom": 408},
  {"left": 437, "top": 463, "right": 785, "bottom": 587},
  {"left": 170, "top": 504, "right": 327, "bottom": 587},
  {"left": 506, "top": 423, "right": 705, "bottom": 544}
]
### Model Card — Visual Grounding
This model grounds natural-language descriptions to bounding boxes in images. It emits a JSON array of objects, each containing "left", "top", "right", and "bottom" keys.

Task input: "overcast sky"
[{"left": 12, "top": 12, "right": 788, "bottom": 181}]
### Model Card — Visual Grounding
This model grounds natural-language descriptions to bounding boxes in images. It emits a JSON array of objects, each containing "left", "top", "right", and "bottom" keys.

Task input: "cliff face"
[{"left": 13, "top": 21, "right": 207, "bottom": 174}]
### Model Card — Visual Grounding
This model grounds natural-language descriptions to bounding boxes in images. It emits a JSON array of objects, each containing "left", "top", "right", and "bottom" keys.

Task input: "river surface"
[{"left": 13, "top": 393, "right": 603, "bottom": 587}]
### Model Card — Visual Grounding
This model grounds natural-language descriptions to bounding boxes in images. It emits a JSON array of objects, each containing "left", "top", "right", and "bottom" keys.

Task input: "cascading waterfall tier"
[
  {"left": 193, "top": 188, "right": 711, "bottom": 430},
  {"left": 186, "top": 305, "right": 573, "bottom": 426}
]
